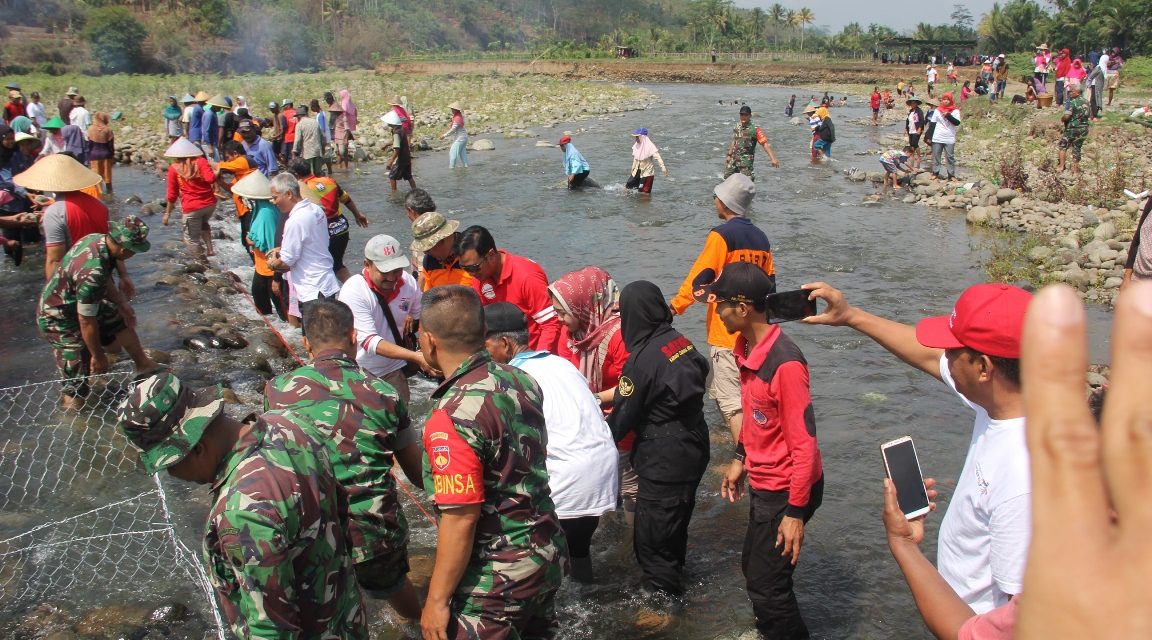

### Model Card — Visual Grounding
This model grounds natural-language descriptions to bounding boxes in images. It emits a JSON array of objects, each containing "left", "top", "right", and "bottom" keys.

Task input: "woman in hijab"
[
  {"left": 550, "top": 266, "right": 636, "bottom": 521},
  {"left": 163, "top": 96, "right": 183, "bottom": 143},
  {"left": 1067, "top": 58, "right": 1088, "bottom": 89},
  {"left": 87, "top": 112, "right": 115, "bottom": 195},
  {"left": 607, "top": 280, "right": 710, "bottom": 600},
  {"left": 389, "top": 96, "right": 413, "bottom": 138},
  {"left": 162, "top": 137, "right": 217, "bottom": 263},
  {"left": 8, "top": 115, "right": 33, "bottom": 136},
  {"left": 930, "top": 91, "right": 961, "bottom": 180},
  {"left": 61, "top": 124, "right": 88, "bottom": 166},
  {"left": 39, "top": 117, "right": 67, "bottom": 157},
  {"left": 440, "top": 102, "right": 468, "bottom": 169},
  {"left": 627, "top": 128, "right": 668, "bottom": 194},
  {"left": 339, "top": 89, "right": 358, "bottom": 134},
  {"left": 813, "top": 106, "right": 835, "bottom": 159},
  {"left": 328, "top": 102, "right": 350, "bottom": 171}
]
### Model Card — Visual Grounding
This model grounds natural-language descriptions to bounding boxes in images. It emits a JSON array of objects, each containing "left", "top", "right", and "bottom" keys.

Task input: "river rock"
[
  {"left": 183, "top": 336, "right": 215, "bottom": 351},
  {"left": 73, "top": 604, "right": 151, "bottom": 635},
  {"left": 1104, "top": 276, "right": 1123, "bottom": 289},
  {"left": 182, "top": 261, "right": 207, "bottom": 274},
  {"left": 143, "top": 348, "right": 171, "bottom": 364},
  {"left": 471, "top": 139, "right": 495, "bottom": 151},
  {"left": 535, "top": 141, "right": 554, "bottom": 147},
  {"left": 1059, "top": 263, "right": 1091, "bottom": 288},
  {"left": 1028, "top": 246, "right": 1053, "bottom": 263},
  {"left": 996, "top": 188, "right": 1018, "bottom": 203},
  {"left": 259, "top": 330, "right": 291, "bottom": 358},
  {"left": 966, "top": 207, "right": 989, "bottom": 224},
  {"left": 19, "top": 604, "right": 72, "bottom": 636},
  {"left": 216, "top": 332, "right": 249, "bottom": 349},
  {"left": 1093, "top": 221, "right": 1118, "bottom": 241},
  {"left": 902, "top": 195, "right": 918, "bottom": 204}
]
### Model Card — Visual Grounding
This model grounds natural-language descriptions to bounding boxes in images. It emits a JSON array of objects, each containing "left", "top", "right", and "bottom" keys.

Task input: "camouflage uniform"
[
  {"left": 422, "top": 351, "right": 567, "bottom": 639},
  {"left": 1059, "top": 95, "right": 1090, "bottom": 161},
  {"left": 36, "top": 232, "right": 125, "bottom": 397},
  {"left": 264, "top": 348, "right": 417, "bottom": 597},
  {"left": 724, "top": 120, "right": 770, "bottom": 181},
  {"left": 116, "top": 373, "right": 368, "bottom": 640}
]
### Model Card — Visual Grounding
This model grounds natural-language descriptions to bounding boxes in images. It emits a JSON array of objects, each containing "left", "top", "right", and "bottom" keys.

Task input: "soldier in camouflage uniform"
[
  {"left": 264, "top": 298, "right": 425, "bottom": 620},
  {"left": 724, "top": 105, "right": 780, "bottom": 181},
  {"left": 416, "top": 285, "right": 567, "bottom": 640},
  {"left": 37, "top": 216, "right": 158, "bottom": 407},
  {"left": 117, "top": 372, "right": 368, "bottom": 640},
  {"left": 1058, "top": 84, "right": 1090, "bottom": 173}
]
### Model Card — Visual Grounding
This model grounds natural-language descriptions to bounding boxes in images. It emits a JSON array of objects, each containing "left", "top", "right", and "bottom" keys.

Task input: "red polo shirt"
[
  {"left": 472, "top": 250, "right": 560, "bottom": 353},
  {"left": 735, "top": 326, "right": 823, "bottom": 516}
]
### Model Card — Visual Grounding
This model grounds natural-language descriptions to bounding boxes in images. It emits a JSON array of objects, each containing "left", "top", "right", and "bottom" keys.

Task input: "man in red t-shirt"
[
  {"left": 455, "top": 225, "right": 561, "bottom": 353},
  {"left": 870, "top": 87, "right": 882, "bottom": 125},
  {"left": 705, "top": 262, "right": 824, "bottom": 640}
]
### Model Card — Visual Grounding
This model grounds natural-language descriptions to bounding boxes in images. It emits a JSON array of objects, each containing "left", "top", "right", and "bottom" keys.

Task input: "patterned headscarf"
[{"left": 548, "top": 266, "right": 622, "bottom": 391}]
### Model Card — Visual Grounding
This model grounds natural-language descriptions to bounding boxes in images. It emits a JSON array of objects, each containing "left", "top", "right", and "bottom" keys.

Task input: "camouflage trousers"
[
  {"left": 37, "top": 303, "right": 126, "bottom": 397},
  {"left": 449, "top": 563, "right": 563, "bottom": 640},
  {"left": 723, "top": 162, "right": 755, "bottom": 182}
]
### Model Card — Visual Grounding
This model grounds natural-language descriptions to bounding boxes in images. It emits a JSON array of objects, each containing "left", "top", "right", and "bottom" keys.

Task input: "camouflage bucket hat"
[
  {"left": 108, "top": 216, "right": 151, "bottom": 254},
  {"left": 117, "top": 372, "right": 224, "bottom": 474},
  {"left": 410, "top": 211, "right": 460, "bottom": 252}
]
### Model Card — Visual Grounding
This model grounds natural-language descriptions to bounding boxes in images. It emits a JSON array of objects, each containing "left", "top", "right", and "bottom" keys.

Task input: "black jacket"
[{"left": 608, "top": 281, "right": 711, "bottom": 483}]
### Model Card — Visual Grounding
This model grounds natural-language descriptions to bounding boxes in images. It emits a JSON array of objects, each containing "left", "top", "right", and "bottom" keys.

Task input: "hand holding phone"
[
  {"left": 767, "top": 289, "right": 818, "bottom": 324},
  {"left": 881, "top": 436, "right": 931, "bottom": 520}
]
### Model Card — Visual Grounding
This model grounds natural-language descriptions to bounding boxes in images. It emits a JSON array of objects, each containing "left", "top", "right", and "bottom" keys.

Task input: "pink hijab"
[
  {"left": 339, "top": 90, "right": 358, "bottom": 132},
  {"left": 548, "top": 266, "right": 622, "bottom": 391},
  {"left": 632, "top": 134, "right": 658, "bottom": 161}
]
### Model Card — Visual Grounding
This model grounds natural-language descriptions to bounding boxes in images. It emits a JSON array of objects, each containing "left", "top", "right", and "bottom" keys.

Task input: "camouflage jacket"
[
  {"left": 725, "top": 120, "right": 769, "bottom": 178},
  {"left": 37, "top": 233, "right": 114, "bottom": 331},
  {"left": 205, "top": 412, "right": 368, "bottom": 640},
  {"left": 422, "top": 351, "right": 566, "bottom": 602},
  {"left": 1065, "top": 96, "right": 1090, "bottom": 137},
  {"left": 264, "top": 349, "right": 415, "bottom": 564}
]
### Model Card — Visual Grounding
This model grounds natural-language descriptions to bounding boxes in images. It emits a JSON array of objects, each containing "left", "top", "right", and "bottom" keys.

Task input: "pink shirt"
[{"left": 958, "top": 598, "right": 1018, "bottom": 640}]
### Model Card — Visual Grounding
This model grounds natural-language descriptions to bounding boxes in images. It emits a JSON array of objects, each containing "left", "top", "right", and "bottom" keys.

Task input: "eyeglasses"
[{"left": 460, "top": 250, "right": 492, "bottom": 274}]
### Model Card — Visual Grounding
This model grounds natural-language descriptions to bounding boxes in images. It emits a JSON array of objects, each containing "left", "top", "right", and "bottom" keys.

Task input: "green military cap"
[
  {"left": 108, "top": 216, "right": 151, "bottom": 254},
  {"left": 117, "top": 372, "right": 224, "bottom": 474}
]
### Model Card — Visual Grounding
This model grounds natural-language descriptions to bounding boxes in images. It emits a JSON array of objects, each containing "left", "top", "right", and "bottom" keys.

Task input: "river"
[{"left": 0, "top": 83, "right": 1114, "bottom": 639}]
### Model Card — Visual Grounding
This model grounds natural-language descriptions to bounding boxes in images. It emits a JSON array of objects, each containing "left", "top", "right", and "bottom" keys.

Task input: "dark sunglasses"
[{"left": 460, "top": 251, "right": 490, "bottom": 274}]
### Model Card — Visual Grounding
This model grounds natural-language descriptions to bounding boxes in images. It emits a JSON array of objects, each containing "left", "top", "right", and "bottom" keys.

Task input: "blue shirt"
[
  {"left": 188, "top": 104, "right": 204, "bottom": 143},
  {"left": 243, "top": 137, "right": 279, "bottom": 176},
  {"left": 199, "top": 107, "right": 220, "bottom": 147},
  {"left": 562, "top": 144, "right": 590, "bottom": 176},
  {"left": 316, "top": 112, "right": 331, "bottom": 143}
]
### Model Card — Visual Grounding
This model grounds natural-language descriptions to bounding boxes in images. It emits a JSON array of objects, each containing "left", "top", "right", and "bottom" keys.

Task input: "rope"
[{"left": 225, "top": 270, "right": 438, "bottom": 528}]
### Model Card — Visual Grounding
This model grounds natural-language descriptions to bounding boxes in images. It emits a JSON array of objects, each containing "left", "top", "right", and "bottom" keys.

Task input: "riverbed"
[{"left": 0, "top": 83, "right": 1114, "bottom": 639}]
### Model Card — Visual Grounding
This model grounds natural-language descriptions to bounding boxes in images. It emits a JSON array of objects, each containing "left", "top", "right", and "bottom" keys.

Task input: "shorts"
[
  {"left": 388, "top": 162, "right": 413, "bottom": 181},
  {"left": 881, "top": 161, "right": 900, "bottom": 175},
  {"left": 709, "top": 346, "right": 742, "bottom": 419},
  {"left": 354, "top": 549, "right": 411, "bottom": 599},
  {"left": 872, "top": 108, "right": 880, "bottom": 114},
  {"left": 40, "top": 303, "right": 126, "bottom": 398},
  {"left": 1058, "top": 133, "right": 1086, "bottom": 160},
  {"left": 908, "top": 133, "right": 921, "bottom": 148}
]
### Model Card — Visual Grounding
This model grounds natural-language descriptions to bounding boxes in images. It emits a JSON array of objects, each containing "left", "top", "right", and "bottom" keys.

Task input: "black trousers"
[
  {"left": 634, "top": 476, "right": 701, "bottom": 597},
  {"left": 252, "top": 272, "right": 286, "bottom": 320},
  {"left": 559, "top": 515, "right": 600, "bottom": 559},
  {"left": 742, "top": 477, "right": 824, "bottom": 640},
  {"left": 239, "top": 210, "right": 254, "bottom": 263},
  {"left": 568, "top": 170, "right": 590, "bottom": 189}
]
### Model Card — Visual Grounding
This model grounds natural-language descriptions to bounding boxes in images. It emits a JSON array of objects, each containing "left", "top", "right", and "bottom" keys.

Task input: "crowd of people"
[{"left": 4, "top": 65, "right": 1148, "bottom": 640}]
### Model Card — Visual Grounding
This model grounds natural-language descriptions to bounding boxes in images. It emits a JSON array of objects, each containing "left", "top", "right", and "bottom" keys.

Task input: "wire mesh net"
[{"left": 0, "top": 373, "right": 224, "bottom": 638}]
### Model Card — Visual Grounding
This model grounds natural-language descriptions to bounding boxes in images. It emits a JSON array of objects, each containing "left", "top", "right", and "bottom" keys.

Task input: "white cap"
[{"left": 364, "top": 235, "right": 410, "bottom": 272}]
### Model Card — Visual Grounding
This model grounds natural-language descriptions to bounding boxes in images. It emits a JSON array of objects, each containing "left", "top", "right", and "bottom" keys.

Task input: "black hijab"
[
  {"left": 619, "top": 280, "right": 676, "bottom": 353},
  {"left": 0, "top": 124, "right": 14, "bottom": 166}
]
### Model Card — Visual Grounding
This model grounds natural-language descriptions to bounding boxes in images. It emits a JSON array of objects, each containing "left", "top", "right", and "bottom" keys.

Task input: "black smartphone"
[
  {"left": 766, "top": 289, "right": 817, "bottom": 324},
  {"left": 881, "top": 436, "right": 931, "bottom": 519}
]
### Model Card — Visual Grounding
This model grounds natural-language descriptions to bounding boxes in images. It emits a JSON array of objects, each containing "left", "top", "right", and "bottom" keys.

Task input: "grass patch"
[{"left": 973, "top": 228, "right": 1048, "bottom": 287}]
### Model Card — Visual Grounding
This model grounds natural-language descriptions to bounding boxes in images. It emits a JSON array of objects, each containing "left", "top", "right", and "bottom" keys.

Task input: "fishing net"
[{"left": 0, "top": 373, "right": 225, "bottom": 638}]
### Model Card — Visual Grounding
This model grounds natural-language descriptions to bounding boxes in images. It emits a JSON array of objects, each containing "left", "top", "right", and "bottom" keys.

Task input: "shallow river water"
[{"left": 0, "top": 83, "right": 1114, "bottom": 639}]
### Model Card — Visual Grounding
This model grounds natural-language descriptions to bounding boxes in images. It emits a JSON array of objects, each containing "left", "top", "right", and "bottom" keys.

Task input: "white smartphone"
[{"left": 881, "top": 436, "right": 931, "bottom": 520}]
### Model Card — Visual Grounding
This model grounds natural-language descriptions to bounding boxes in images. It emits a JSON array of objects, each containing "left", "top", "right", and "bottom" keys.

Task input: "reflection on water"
[{"left": 0, "top": 83, "right": 1114, "bottom": 639}]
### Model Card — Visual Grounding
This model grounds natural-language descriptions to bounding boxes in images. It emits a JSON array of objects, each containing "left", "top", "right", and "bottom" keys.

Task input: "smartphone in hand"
[
  {"left": 766, "top": 289, "right": 818, "bottom": 324},
  {"left": 881, "top": 436, "right": 931, "bottom": 520}
]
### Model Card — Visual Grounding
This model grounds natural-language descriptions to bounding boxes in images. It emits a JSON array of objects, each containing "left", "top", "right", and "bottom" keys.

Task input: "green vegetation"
[
  {"left": 83, "top": 8, "right": 148, "bottom": 74},
  {"left": 973, "top": 228, "right": 1047, "bottom": 286}
]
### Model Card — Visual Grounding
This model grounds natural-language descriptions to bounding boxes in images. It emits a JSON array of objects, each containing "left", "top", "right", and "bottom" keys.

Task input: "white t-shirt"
[
  {"left": 69, "top": 106, "right": 91, "bottom": 133},
  {"left": 927, "top": 68, "right": 939, "bottom": 83},
  {"left": 931, "top": 109, "right": 960, "bottom": 144},
  {"left": 279, "top": 200, "right": 340, "bottom": 303},
  {"left": 936, "top": 355, "right": 1031, "bottom": 614},
  {"left": 338, "top": 271, "right": 421, "bottom": 377},
  {"left": 510, "top": 351, "right": 618, "bottom": 519},
  {"left": 26, "top": 101, "right": 46, "bottom": 126}
]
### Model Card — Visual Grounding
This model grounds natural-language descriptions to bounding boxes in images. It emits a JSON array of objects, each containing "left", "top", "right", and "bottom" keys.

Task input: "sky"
[{"left": 733, "top": 0, "right": 1003, "bottom": 33}]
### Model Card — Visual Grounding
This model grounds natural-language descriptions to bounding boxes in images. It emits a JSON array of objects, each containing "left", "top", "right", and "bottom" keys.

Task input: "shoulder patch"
[{"left": 618, "top": 376, "right": 635, "bottom": 397}]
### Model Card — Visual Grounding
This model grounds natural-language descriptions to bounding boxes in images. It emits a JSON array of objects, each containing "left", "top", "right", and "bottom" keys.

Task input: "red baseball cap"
[
  {"left": 558, "top": 136, "right": 572, "bottom": 145},
  {"left": 915, "top": 284, "right": 1032, "bottom": 358}
]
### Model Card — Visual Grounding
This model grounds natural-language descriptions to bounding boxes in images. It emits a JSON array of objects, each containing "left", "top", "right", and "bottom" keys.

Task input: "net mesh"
[{"left": 0, "top": 373, "right": 224, "bottom": 637}]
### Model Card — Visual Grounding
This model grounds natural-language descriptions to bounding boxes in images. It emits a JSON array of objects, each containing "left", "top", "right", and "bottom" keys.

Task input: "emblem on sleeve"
[
  {"left": 618, "top": 376, "right": 635, "bottom": 397},
  {"left": 432, "top": 445, "right": 451, "bottom": 471}
]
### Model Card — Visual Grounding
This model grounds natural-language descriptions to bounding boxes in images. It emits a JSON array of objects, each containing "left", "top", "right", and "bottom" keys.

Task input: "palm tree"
[
  {"left": 794, "top": 7, "right": 814, "bottom": 51},
  {"left": 768, "top": 3, "right": 786, "bottom": 49},
  {"left": 784, "top": 9, "right": 796, "bottom": 47},
  {"left": 749, "top": 7, "right": 765, "bottom": 51}
]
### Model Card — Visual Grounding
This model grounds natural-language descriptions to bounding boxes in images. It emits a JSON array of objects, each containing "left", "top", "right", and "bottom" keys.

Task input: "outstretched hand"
[{"left": 1016, "top": 282, "right": 1152, "bottom": 639}]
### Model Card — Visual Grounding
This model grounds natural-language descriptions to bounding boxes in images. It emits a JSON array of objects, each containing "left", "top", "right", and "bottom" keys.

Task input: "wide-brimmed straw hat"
[
  {"left": 14, "top": 154, "right": 101, "bottom": 192},
  {"left": 206, "top": 94, "right": 229, "bottom": 108},
  {"left": 447, "top": 102, "right": 462, "bottom": 112},
  {"left": 1036, "top": 43, "right": 1049, "bottom": 51},
  {"left": 164, "top": 137, "right": 203, "bottom": 158},
  {"left": 382, "top": 111, "right": 403, "bottom": 127},
  {"left": 802, "top": 105, "right": 817, "bottom": 114},
  {"left": 65, "top": 86, "right": 79, "bottom": 96},
  {"left": 193, "top": 91, "right": 210, "bottom": 102},
  {"left": 390, "top": 96, "right": 403, "bottom": 106},
  {"left": 906, "top": 97, "right": 923, "bottom": 105},
  {"left": 14, "top": 132, "right": 36, "bottom": 143},
  {"left": 231, "top": 171, "right": 272, "bottom": 200}
]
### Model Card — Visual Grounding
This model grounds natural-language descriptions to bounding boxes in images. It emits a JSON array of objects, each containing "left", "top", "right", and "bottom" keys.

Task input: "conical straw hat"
[
  {"left": 206, "top": 94, "right": 229, "bottom": 108},
  {"left": 193, "top": 91, "right": 211, "bottom": 102},
  {"left": 164, "top": 137, "right": 203, "bottom": 158},
  {"left": 231, "top": 171, "right": 272, "bottom": 200},
  {"left": 447, "top": 102, "right": 462, "bottom": 112},
  {"left": 14, "top": 154, "right": 101, "bottom": 192}
]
